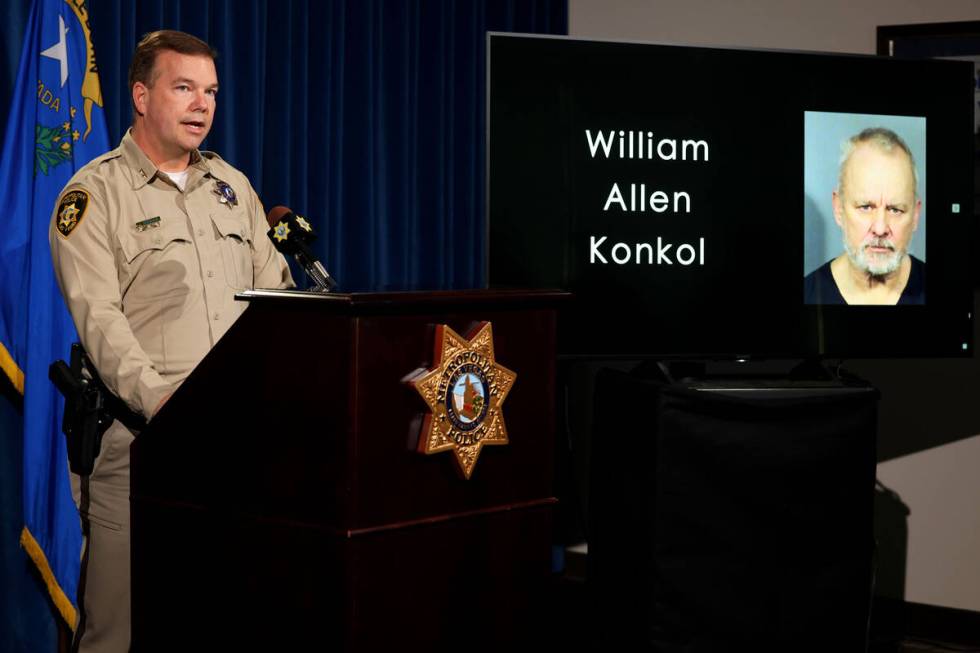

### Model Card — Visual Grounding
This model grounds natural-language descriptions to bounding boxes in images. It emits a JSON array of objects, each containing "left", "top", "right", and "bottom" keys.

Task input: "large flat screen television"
[{"left": 487, "top": 34, "right": 975, "bottom": 359}]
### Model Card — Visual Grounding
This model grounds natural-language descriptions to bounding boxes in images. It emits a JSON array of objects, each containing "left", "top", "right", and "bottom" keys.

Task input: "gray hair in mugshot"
[{"left": 837, "top": 127, "right": 919, "bottom": 199}]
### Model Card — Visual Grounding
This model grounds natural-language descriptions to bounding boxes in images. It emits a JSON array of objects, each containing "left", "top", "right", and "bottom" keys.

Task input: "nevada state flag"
[{"left": 0, "top": 0, "right": 110, "bottom": 628}]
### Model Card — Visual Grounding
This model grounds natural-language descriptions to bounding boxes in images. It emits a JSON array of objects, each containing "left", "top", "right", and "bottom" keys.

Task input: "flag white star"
[{"left": 41, "top": 14, "right": 69, "bottom": 88}]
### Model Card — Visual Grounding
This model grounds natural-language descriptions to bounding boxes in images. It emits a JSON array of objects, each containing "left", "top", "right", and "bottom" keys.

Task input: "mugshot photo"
[{"left": 803, "top": 111, "right": 927, "bottom": 305}]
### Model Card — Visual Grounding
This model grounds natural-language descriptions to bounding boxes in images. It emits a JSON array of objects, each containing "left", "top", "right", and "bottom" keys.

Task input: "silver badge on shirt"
[{"left": 213, "top": 181, "right": 238, "bottom": 207}]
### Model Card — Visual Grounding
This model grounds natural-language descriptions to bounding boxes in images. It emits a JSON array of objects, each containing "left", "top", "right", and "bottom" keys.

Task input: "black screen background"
[{"left": 487, "top": 35, "right": 975, "bottom": 359}]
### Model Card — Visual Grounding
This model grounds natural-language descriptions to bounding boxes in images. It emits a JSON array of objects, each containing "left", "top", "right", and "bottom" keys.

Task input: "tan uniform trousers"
[{"left": 71, "top": 420, "right": 135, "bottom": 653}]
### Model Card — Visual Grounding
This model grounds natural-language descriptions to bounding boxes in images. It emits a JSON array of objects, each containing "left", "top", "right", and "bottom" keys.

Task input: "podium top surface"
[{"left": 237, "top": 287, "right": 570, "bottom": 310}]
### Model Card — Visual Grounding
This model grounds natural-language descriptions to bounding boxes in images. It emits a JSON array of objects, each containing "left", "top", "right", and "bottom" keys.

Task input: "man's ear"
[
  {"left": 132, "top": 82, "right": 148, "bottom": 117},
  {"left": 832, "top": 190, "right": 844, "bottom": 227},
  {"left": 912, "top": 198, "right": 922, "bottom": 231}
]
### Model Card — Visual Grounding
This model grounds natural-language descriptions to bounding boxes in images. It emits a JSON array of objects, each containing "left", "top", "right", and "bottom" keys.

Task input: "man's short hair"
[
  {"left": 838, "top": 127, "right": 919, "bottom": 199},
  {"left": 128, "top": 30, "right": 218, "bottom": 117}
]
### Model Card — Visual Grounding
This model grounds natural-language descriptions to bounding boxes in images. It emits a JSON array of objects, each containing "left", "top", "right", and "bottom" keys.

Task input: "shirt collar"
[{"left": 120, "top": 128, "right": 214, "bottom": 189}]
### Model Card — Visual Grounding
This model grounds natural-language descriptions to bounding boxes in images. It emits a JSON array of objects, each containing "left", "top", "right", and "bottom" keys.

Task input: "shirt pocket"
[
  {"left": 211, "top": 213, "right": 253, "bottom": 290},
  {"left": 118, "top": 221, "right": 197, "bottom": 303}
]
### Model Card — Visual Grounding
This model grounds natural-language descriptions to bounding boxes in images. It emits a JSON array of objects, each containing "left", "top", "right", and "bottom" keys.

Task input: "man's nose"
[
  {"left": 870, "top": 208, "right": 890, "bottom": 237},
  {"left": 190, "top": 89, "right": 208, "bottom": 111}
]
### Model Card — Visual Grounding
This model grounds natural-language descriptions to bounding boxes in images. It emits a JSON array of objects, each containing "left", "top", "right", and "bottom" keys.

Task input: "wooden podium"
[{"left": 130, "top": 289, "right": 566, "bottom": 651}]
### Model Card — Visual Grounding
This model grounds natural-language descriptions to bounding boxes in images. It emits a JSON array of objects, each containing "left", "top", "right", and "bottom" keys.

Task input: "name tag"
[{"left": 135, "top": 216, "right": 161, "bottom": 232}]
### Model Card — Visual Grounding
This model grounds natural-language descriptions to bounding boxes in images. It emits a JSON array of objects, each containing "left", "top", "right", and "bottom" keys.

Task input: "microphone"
[{"left": 265, "top": 206, "right": 337, "bottom": 292}]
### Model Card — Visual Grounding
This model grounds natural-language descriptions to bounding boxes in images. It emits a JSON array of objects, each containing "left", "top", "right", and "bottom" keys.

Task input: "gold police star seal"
[
  {"left": 408, "top": 322, "right": 516, "bottom": 479},
  {"left": 272, "top": 221, "right": 290, "bottom": 242},
  {"left": 295, "top": 215, "right": 313, "bottom": 232}
]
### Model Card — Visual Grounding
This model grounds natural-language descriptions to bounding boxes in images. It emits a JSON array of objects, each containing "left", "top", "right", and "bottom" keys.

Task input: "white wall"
[
  {"left": 569, "top": 0, "right": 980, "bottom": 612},
  {"left": 570, "top": 0, "right": 979, "bottom": 54},
  {"left": 878, "top": 434, "right": 980, "bottom": 612}
]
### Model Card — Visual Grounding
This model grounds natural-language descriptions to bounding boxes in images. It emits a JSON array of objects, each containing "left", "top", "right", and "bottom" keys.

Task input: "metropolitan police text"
[{"left": 586, "top": 129, "right": 709, "bottom": 267}]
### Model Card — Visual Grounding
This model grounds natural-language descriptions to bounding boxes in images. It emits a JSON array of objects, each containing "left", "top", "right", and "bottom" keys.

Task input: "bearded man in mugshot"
[{"left": 804, "top": 127, "right": 924, "bottom": 305}]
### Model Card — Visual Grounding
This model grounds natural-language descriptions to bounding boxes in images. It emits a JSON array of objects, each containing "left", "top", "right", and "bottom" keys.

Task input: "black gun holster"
[{"left": 49, "top": 343, "right": 146, "bottom": 476}]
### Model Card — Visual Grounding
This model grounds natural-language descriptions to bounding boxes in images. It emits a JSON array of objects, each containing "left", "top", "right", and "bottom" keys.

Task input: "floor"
[{"left": 554, "top": 547, "right": 980, "bottom": 653}]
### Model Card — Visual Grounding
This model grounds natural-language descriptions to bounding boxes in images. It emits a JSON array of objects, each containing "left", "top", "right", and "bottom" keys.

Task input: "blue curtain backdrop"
[
  {"left": 0, "top": 1, "right": 566, "bottom": 649},
  {"left": 91, "top": 0, "right": 566, "bottom": 291}
]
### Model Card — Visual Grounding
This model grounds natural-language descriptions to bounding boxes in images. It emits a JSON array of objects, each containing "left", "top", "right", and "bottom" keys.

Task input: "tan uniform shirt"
[{"left": 49, "top": 130, "right": 293, "bottom": 419}]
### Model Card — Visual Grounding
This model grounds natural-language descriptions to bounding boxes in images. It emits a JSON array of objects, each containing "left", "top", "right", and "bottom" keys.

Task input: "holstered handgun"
[{"left": 49, "top": 343, "right": 146, "bottom": 476}]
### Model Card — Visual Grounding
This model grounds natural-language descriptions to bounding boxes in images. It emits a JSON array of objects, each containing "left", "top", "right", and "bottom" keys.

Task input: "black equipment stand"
[{"left": 589, "top": 360, "right": 878, "bottom": 652}]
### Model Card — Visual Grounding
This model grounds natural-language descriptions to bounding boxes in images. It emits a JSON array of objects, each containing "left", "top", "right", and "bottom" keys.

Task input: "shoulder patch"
[{"left": 55, "top": 189, "right": 90, "bottom": 238}]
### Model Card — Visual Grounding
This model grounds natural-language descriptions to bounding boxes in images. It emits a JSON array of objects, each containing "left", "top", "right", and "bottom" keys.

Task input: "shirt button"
[
  {"left": 197, "top": 228, "right": 205, "bottom": 236},
  {"left": 213, "top": 313, "right": 220, "bottom": 321},
  {"left": 207, "top": 270, "right": 214, "bottom": 278}
]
